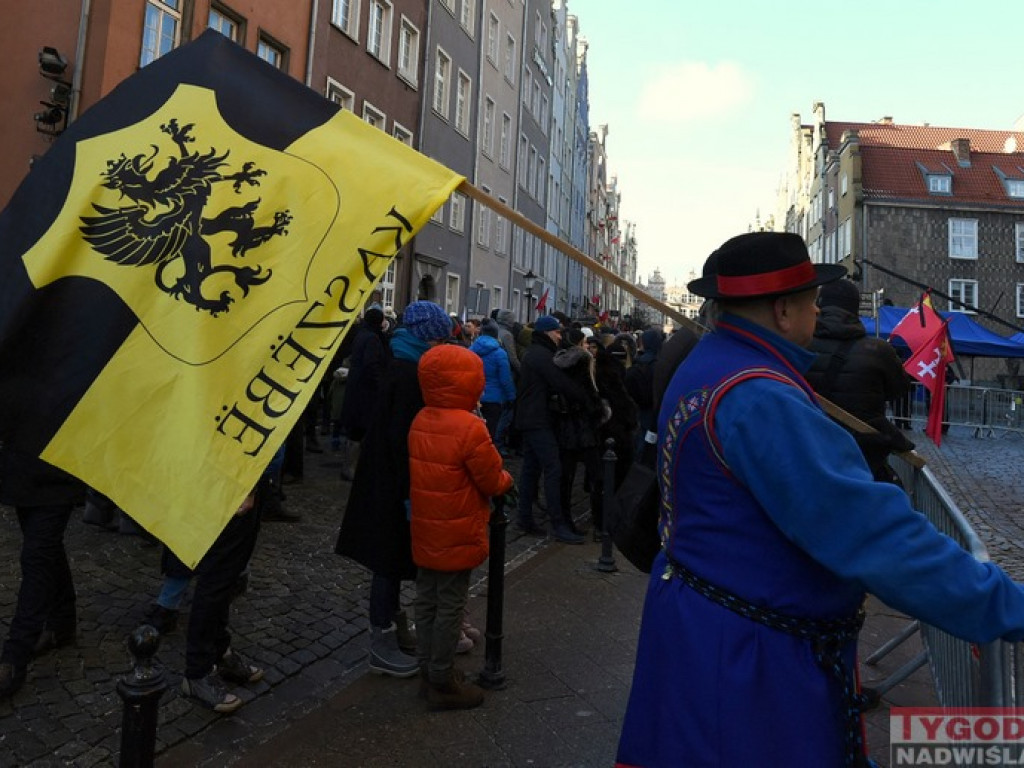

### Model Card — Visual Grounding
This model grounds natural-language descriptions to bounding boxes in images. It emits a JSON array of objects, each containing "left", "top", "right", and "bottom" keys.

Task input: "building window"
[
  {"left": 141, "top": 0, "right": 180, "bottom": 67},
  {"left": 495, "top": 197, "right": 508, "bottom": 254},
  {"left": 536, "top": 157, "right": 545, "bottom": 203},
  {"left": 393, "top": 122, "right": 413, "bottom": 145},
  {"left": 840, "top": 172, "right": 848, "bottom": 196},
  {"left": 397, "top": 17, "right": 419, "bottom": 85},
  {"left": 459, "top": 0, "right": 475, "bottom": 36},
  {"left": 449, "top": 192, "right": 466, "bottom": 232},
  {"left": 1017, "top": 222, "right": 1024, "bottom": 263},
  {"left": 493, "top": 285, "right": 503, "bottom": 311},
  {"left": 445, "top": 273, "right": 461, "bottom": 315},
  {"left": 432, "top": 48, "right": 452, "bottom": 118},
  {"left": 481, "top": 97, "right": 495, "bottom": 156},
  {"left": 486, "top": 13, "right": 500, "bottom": 64},
  {"left": 455, "top": 71, "right": 472, "bottom": 136},
  {"left": 1008, "top": 180, "right": 1024, "bottom": 198},
  {"left": 208, "top": 6, "right": 241, "bottom": 41},
  {"left": 326, "top": 78, "right": 355, "bottom": 110},
  {"left": 540, "top": 95, "right": 549, "bottom": 133},
  {"left": 527, "top": 146, "right": 537, "bottom": 195},
  {"left": 332, "top": 0, "right": 360, "bottom": 39},
  {"left": 499, "top": 113, "right": 512, "bottom": 169},
  {"left": 367, "top": 0, "right": 392, "bottom": 64},
  {"left": 257, "top": 36, "right": 285, "bottom": 69},
  {"left": 380, "top": 262, "right": 395, "bottom": 309},
  {"left": 440, "top": 0, "right": 455, "bottom": 14},
  {"left": 504, "top": 34, "right": 517, "bottom": 83},
  {"left": 362, "top": 102, "right": 386, "bottom": 130},
  {"left": 431, "top": 201, "right": 445, "bottom": 224},
  {"left": 522, "top": 69, "right": 532, "bottom": 106},
  {"left": 1017, "top": 284, "right": 1024, "bottom": 318},
  {"left": 948, "top": 279, "right": 978, "bottom": 313},
  {"left": 476, "top": 192, "right": 491, "bottom": 248},
  {"left": 948, "top": 218, "right": 978, "bottom": 260},
  {"left": 928, "top": 175, "right": 952, "bottom": 194}
]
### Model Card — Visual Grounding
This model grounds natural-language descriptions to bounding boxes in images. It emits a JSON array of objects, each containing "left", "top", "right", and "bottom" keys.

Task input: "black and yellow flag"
[{"left": 0, "top": 31, "right": 462, "bottom": 567}]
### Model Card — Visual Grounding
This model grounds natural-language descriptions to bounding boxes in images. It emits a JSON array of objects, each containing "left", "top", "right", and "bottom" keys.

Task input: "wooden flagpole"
[{"left": 457, "top": 180, "right": 925, "bottom": 468}]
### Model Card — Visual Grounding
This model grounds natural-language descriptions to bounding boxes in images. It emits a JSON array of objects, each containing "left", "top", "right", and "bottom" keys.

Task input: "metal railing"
[
  {"left": 894, "top": 383, "right": 1024, "bottom": 437},
  {"left": 882, "top": 453, "right": 1008, "bottom": 707}
]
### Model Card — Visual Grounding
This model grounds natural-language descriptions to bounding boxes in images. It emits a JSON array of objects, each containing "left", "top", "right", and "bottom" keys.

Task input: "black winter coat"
[
  {"left": 551, "top": 346, "right": 604, "bottom": 450},
  {"left": 338, "top": 323, "right": 389, "bottom": 441},
  {"left": 513, "top": 332, "right": 590, "bottom": 432},
  {"left": 806, "top": 306, "right": 914, "bottom": 477},
  {"left": 335, "top": 355, "right": 422, "bottom": 580},
  {"left": 593, "top": 347, "right": 638, "bottom": 463}
]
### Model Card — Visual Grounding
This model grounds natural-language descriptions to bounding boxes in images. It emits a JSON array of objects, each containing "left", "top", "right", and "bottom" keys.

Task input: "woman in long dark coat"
[{"left": 335, "top": 301, "right": 453, "bottom": 678}]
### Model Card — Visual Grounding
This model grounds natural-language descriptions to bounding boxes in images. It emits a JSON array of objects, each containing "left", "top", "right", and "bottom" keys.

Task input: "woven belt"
[{"left": 663, "top": 554, "right": 870, "bottom": 768}]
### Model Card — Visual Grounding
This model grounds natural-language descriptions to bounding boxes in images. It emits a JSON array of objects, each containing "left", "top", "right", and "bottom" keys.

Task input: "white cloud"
[{"left": 636, "top": 60, "right": 754, "bottom": 124}]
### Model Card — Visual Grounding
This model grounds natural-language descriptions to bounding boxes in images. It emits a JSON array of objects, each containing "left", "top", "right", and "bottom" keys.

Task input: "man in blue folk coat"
[{"left": 616, "top": 232, "right": 1024, "bottom": 768}]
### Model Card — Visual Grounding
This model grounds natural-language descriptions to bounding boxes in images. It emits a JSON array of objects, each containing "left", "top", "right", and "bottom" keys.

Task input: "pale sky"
[{"left": 571, "top": 0, "right": 1024, "bottom": 286}]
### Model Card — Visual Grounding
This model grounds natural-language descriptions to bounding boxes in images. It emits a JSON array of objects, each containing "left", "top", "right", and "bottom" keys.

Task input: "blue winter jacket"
[{"left": 470, "top": 335, "right": 516, "bottom": 405}]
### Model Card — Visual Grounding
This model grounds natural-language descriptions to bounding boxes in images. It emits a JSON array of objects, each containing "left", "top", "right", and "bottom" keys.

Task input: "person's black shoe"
[
  {"left": 143, "top": 604, "right": 180, "bottom": 634},
  {"left": 0, "top": 662, "right": 26, "bottom": 700},
  {"left": 262, "top": 506, "right": 301, "bottom": 522},
  {"left": 32, "top": 628, "right": 76, "bottom": 657},
  {"left": 516, "top": 521, "right": 546, "bottom": 536},
  {"left": 552, "top": 525, "right": 585, "bottom": 544}
]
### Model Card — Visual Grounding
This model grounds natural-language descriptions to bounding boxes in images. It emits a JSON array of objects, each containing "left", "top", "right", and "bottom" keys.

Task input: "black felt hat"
[{"left": 688, "top": 232, "right": 846, "bottom": 299}]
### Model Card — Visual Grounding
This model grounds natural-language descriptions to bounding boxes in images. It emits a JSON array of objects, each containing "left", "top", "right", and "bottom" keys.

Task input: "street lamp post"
[{"left": 524, "top": 269, "right": 537, "bottom": 323}]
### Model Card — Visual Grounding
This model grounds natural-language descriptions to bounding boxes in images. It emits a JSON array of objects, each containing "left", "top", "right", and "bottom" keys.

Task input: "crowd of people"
[{"left": 7, "top": 233, "right": 1024, "bottom": 764}]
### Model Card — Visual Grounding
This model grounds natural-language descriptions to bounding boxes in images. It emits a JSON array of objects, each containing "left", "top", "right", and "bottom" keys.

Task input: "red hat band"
[{"left": 716, "top": 261, "right": 818, "bottom": 297}]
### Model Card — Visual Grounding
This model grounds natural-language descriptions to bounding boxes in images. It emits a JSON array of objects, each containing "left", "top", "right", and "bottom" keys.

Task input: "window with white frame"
[
  {"left": 486, "top": 13, "right": 500, "bottom": 64},
  {"left": 536, "top": 157, "right": 545, "bottom": 203},
  {"left": 440, "top": 0, "right": 455, "bottom": 15},
  {"left": 481, "top": 97, "right": 495, "bottom": 156},
  {"left": 1008, "top": 180, "right": 1024, "bottom": 198},
  {"left": 504, "top": 34, "right": 516, "bottom": 83},
  {"left": 493, "top": 285, "right": 503, "bottom": 311},
  {"left": 540, "top": 95, "right": 549, "bottom": 133},
  {"left": 1017, "top": 222, "right": 1024, "bottom": 263},
  {"left": 948, "top": 279, "right": 977, "bottom": 313},
  {"left": 393, "top": 122, "right": 413, "bottom": 145},
  {"left": 518, "top": 135, "right": 529, "bottom": 184},
  {"left": 929, "top": 174, "right": 952, "bottom": 194},
  {"left": 380, "top": 260, "right": 397, "bottom": 309},
  {"left": 141, "top": 0, "right": 181, "bottom": 67},
  {"left": 495, "top": 197, "right": 508, "bottom": 254},
  {"left": 455, "top": 71, "right": 472, "bottom": 136},
  {"left": 367, "top": 0, "right": 392, "bottom": 64},
  {"left": 476, "top": 191, "right": 491, "bottom": 247},
  {"left": 445, "top": 273, "right": 461, "bottom": 315},
  {"left": 208, "top": 7, "right": 240, "bottom": 41},
  {"left": 397, "top": 17, "right": 419, "bottom": 85},
  {"left": 534, "top": 11, "right": 542, "bottom": 45},
  {"left": 499, "top": 114, "right": 512, "bottom": 169},
  {"left": 432, "top": 47, "right": 451, "bottom": 118},
  {"left": 948, "top": 218, "right": 978, "bottom": 259},
  {"left": 1017, "top": 284, "right": 1024, "bottom": 318},
  {"left": 326, "top": 78, "right": 355, "bottom": 110},
  {"left": 459, "top": 0, "right": 475, "bottom": 35},
  {"left": 332, "top": 0, "right": 361, "bottom": 38},
  {"left": 527, "top": 146, "right": 537, "bottom": 194},
  {"left": 362, "top": 102, "right": 386, "bottom": 130},
  {"left": 531, "top": 81, "right": 541, "bottom": 121},
  {"left": 449, "top": 192, "right": 466, "bottom": 232},
  {"left": 522, "top": 69, "right": 532, "bottom": 105},
  {"left": 431, "top": 200, "right": 445, "bottom": 224},
  {"left": 257, "top": 36, "right": 285, "bottom": 69}
]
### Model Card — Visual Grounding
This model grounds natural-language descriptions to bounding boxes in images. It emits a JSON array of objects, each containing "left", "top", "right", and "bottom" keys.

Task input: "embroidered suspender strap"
[{"left": 663, "top": 553, "right": 870, "bottom": 768}]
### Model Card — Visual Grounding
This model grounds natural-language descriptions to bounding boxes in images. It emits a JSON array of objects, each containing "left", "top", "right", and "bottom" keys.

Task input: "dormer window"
[
  {"left": 1008, "top": 179, "right": 1024, "bottom": 198},
  {"left": 928, "top": 174, "right": 952, "bottom": 194}
]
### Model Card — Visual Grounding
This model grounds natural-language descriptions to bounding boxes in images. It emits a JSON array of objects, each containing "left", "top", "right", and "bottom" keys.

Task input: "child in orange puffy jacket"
[{"left": 408, "top": 343, "right": 514, "bottom": 710}]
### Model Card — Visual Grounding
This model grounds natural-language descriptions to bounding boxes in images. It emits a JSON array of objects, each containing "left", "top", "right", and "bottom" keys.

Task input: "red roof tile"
[{"left": 822, "top": 121, "right": 1024, "bottom": 153}]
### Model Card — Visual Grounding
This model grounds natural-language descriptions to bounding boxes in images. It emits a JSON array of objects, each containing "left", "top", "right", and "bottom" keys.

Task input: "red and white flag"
[
  {"left": 890, "top": 291, "right": 944, "bottom": 352},
  {"left": 903, "top": 319, "right": 956, "bottom": 446}
]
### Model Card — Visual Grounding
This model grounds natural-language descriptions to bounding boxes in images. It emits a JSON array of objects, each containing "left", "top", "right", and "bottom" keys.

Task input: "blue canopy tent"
[{"left": 862, "top": 306, "right": 1024, "bottom": 358}]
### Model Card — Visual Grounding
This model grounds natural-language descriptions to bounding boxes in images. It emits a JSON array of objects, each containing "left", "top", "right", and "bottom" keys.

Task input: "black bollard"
[
  {"left": 117, "top": 624, "right": 166, "bottom": 768},
  {"left": 596, "top": 438, "right": 618, "bottom": 572},
  {"left": 479, "top": 495, "right": 508, "bottom": 690}
]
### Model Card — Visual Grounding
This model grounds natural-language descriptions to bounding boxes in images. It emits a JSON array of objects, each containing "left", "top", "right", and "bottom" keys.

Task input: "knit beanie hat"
[
  {"left": 402, "top": 301, "right": 451, "bottom": 341},
  {"left": 480, "top": 318, "right": 500, "bottom": 338},
  {"left": 817, "top": 278, "right": 861, "bottom": 315}
]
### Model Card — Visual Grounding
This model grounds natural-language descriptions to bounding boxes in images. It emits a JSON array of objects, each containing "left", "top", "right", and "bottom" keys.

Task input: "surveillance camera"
[{"left": 38, "top": 46, "right": 68, "bottom": 77}]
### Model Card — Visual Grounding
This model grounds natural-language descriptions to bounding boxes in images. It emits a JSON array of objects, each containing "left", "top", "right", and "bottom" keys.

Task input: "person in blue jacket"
[
  {"left": 616, "top": 231, "right": 1024, "bottom": 768},
  {"left": 469, "top": 318, "right": 516, "bottom": 443}
]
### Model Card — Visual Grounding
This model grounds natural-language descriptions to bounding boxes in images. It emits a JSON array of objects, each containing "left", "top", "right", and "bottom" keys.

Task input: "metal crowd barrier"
[
  {"left": 894, "top": 383, "right": 1024, "bottom": 438},
  {"left": 876, "top": 454, "right": 1007, "bottom": 708}
]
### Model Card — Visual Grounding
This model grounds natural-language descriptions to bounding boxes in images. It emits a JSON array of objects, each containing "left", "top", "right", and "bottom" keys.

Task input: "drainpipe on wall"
[
  {"left": 70, "top": 0, "right": 91, "bottom": 122},
  {"left": 305, "top": 0, "right": 319, "bottom": 88}
]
